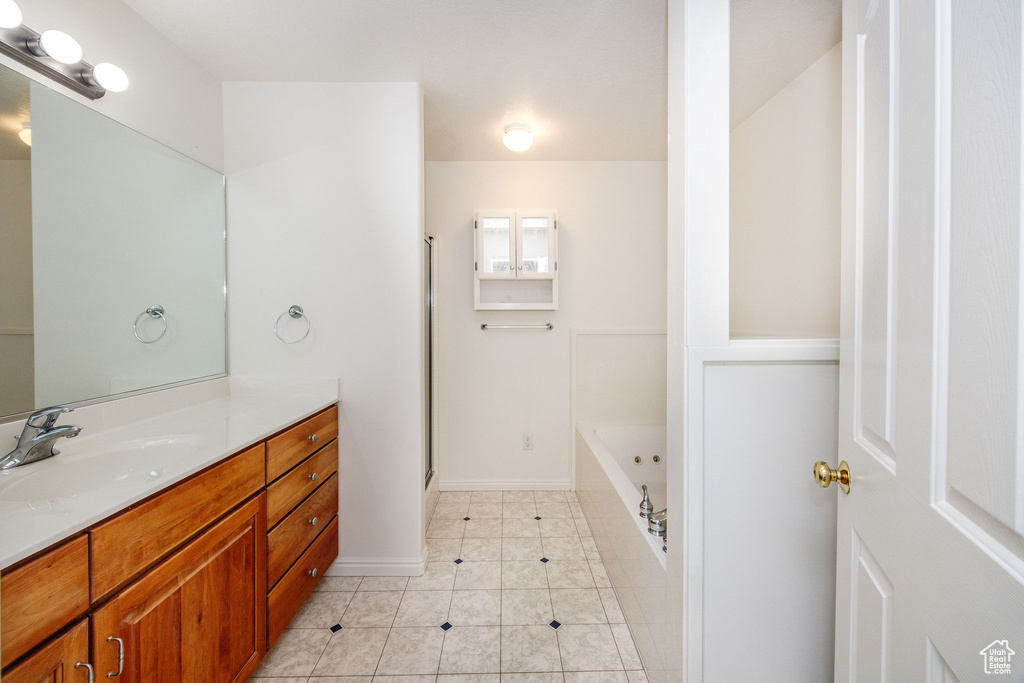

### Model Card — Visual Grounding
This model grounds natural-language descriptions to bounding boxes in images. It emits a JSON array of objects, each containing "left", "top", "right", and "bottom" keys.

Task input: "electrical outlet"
[{"left": 522, "top": 434, "right": 533, "bottom": 450}]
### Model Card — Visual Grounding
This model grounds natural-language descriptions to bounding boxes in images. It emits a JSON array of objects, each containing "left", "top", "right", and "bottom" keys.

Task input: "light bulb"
[
  {"left": 18, "top": 125, "right": 30, "bottom": 146},
  {"left": 502, "top": 124, "right": 533, "bottom": 152},
  {"left": 39, "top": 30, "right": 82, "bottom": 64},
  {"left": 92, "top": 62, "right": 129, "bottom": 92},
  {"left": 0, "top": 0, "right": 22, "bottom": 29}
]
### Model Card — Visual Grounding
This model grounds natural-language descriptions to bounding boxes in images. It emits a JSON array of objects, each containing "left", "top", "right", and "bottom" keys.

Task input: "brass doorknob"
[{"left": 813, "top": 460, "right": 850, "bottom": 494}]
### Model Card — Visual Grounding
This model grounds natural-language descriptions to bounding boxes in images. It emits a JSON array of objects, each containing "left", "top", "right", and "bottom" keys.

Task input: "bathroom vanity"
[{"left": 0, "top": 386, "right": 339, "bottom": 683}]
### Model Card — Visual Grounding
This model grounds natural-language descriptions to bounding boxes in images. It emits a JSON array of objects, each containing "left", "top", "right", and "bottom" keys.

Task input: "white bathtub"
[{"left": 575, "top": 423, "right": 671, "bottom": 682}]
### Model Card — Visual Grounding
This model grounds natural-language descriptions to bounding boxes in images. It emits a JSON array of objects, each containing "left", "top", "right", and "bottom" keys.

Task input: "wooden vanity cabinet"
[
  {"left": 91, "top": 494, "right": 267, "bottom": 683},
  {"left": 1, "top": 619, "right": 90, "bottom": 683}
]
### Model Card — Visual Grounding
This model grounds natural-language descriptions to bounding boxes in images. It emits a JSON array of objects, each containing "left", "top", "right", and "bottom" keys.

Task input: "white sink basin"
[{"left": 0, "top": 434, "right": 211, "bottom": 503}]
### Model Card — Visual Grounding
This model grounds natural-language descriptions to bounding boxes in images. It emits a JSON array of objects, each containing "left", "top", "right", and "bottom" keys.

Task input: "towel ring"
[
  {"left": 133, "top": 305, "right": 167, "bottom": 344},
  {"left": 275, "top": 305, "right": 310, "bottom": 344}
]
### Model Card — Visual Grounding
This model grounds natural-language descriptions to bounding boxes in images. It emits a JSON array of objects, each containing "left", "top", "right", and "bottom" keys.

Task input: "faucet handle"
[{"left": 27, "top": 406, "right": 74, "bottom": 429}]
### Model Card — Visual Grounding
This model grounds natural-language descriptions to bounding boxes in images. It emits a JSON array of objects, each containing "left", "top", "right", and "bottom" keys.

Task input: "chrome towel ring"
[
  {"left": 275, "top": 305, "right": 310, "bottom": 344},
  {"left": 133, "top": 305, "right": 167, "bottom": 344}
]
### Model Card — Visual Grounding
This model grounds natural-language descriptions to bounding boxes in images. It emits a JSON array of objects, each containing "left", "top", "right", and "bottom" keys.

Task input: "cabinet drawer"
[
  {"left": 266, "top": 440, "right": 338, "bottom": 528},
  {"left": 267, "top": 516, "right": 338, "bottom": 648},
  {"left": 266, "top": 405, "right": 338, "bottom": 483},
  {"left": 1, "top": 618, "right": 88, "bottom": 683},
  {"left": 267, "top": 473, "right": 339, "bottom": 588},
  {"left": 90, "top": 442, "right": 266, "bottom": 601},
  {"left": 1, "top": 535, "right": 89, "bottom": 668}
]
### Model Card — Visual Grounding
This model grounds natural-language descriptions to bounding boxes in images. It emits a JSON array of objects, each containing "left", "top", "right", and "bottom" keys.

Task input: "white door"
[{"left": 834, "top": 0, "right": 1024, "bottom": 680}]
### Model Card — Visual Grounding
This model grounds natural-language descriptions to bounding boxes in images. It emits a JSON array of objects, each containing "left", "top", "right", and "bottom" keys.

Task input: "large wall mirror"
[{"left": 0, "top": 62, "right": 226, "bottom": 419}]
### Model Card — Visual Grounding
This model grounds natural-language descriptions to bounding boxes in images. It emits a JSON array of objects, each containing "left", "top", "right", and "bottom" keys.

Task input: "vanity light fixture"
[
  {"left": 502, "top": 124, "right": 533, "bottom": 152},
  {"left": 18, "top": 122, "right": 29, "bottom": 146},
  {"left": 0, "top": 1, "right": 128, "bottom": 99}
]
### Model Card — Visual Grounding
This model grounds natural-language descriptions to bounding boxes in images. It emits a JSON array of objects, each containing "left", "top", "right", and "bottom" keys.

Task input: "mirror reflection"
[{"left": 0, "top": 63, "right": 226, "bottom": 418}]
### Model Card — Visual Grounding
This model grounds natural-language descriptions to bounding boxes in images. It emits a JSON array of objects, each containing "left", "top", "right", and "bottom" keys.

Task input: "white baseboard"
[
  {"left": 439, "top": 480, "right": 571, "bottom": 491},
  {"left": 328, "top": 548, "right": 428, "bottom": 577}
]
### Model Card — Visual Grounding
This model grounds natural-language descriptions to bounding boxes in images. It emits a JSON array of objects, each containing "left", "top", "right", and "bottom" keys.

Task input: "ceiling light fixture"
[
  {"left": 0, "top": 0, "right": 22, "bottom": 29},
  {"left": 503, "top": 124, "right": 533, "bottom": 152},
  {"left": 0, "top": 16, "right": 128, "bottom": 99},
  {"left": 18, "top": 123, "right": 30, "bottom": 146}
]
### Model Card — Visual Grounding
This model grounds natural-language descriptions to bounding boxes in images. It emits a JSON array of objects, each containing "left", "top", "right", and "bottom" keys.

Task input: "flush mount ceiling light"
[
  {"left": 18, "top": 123, "right": 30, "bottom": 146},
  {"left": 502, "top": 124, "right": 533, "bottom": 152},
  {"left": 0, "top": 6, "right": 129, "bottom": 100}
]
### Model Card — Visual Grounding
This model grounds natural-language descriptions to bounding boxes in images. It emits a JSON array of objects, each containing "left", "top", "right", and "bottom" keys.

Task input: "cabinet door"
[
  {"left": 515, "top": 210, "right": 556, "bottom": 279},
  {"left": 2, "top": 618, "right": 90, "bottom": 683},
  {"left": 91, "top": 495, "right": 267, "bottom": 683},
  {"left": 475, "top": 210, "right": 516, "bottom": 279}
]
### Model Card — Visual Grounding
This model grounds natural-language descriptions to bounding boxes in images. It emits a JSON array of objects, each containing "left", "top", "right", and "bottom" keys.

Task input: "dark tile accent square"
[
  {"left": 330, "top": 624, "right": 342, "bottom": 633},
  {"left": 464, "top": 517, "right": 471, "bottom": 521},
  {"left": 454, "top": 558, "right": 464, "bottom": 564},
  {"left": 534, "top": 516, "right": 542, "bottom": 520},
  {"left": 441, "top": 622, "right": 453, "bottom": 631},
  {"left": 549, "top": 620, "right": 561, "bottom": 629},
  {"left": 540, "top": 557, "right": 549, "bottom": 563}
]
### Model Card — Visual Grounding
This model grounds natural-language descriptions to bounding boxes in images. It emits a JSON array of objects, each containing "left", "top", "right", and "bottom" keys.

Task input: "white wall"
[
  {"left": 426, "top": 161, "right": 666, "bottom": 490},
  {"left": 0, "top": 160, "right": 33, "bottom": 416},
  {"left": 575, "top": 332, "right": 666, "bottom": 427},
  {"left": 730, "top": 43, "right": 841, "bottom": 338},
  {"left": 2, "top": 0, "right": 224, "bottom": 170},
  {"left": 224, "top": 82, "right": 426, "bottom": 575}
]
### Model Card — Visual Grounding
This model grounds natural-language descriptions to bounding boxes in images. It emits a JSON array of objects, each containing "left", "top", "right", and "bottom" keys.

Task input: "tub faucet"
[
  {"left": 639, "top": 485, "right": 654, "bottom": 520},
  {"left": 0, "top": 406, "right": 83, "bottom": 470},
  {"left": 648, "top": 508, "right": 667, "bottom": 541}
]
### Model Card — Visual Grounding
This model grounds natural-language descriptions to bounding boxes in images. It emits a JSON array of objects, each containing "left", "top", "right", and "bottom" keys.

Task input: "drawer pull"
[
  {"left": 308, "top": 472, "right": 318, "bottom": 482},
  {"left": 309, "top": 516, "right": 319, "bottom": 526},
  {"left": 106, "top": 636, "right": 124, "bottom": 677},
  {"left": 309, "top": 434, "right": 317, "bottom": 443},
  {"left": 76, "top": 662, "right": 95, "bottom": 683},
  {"left": 308, "top": 568, "right": 318, "bottom": 578}
]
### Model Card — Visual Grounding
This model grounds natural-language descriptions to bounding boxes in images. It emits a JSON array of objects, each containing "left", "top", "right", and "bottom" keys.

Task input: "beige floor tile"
[
  {"left": 503, "top": 503, "right": 537, "bottom": 518},
  {"left": 376, "top": 627, "right": 445, "bottom": 675},
  {"left": 247, "top": 678, "right": 309, "bottom": 683},
  {"left": 394, "top": 590, "right": 453, "bottom": 627},
  {"left": 454, "top": 562, "right": 502, "bottom": 590},
  {"left": 501, "top": 561, "right": 549, "bottom": 590},
  {"left": 468, "top": 503, "right": 504, "bottom": 518},
  {"left": 573, "top": 519, "right": 592, "bottom": 537},
  {"left": 501, "top": 590, "right": 554, "bottom": 625},
  {"left": 434, "top": 503, "right": 471, "bottom": 519},
  {"left": 533, "top": 491, "right": 567, "bottom": 504},
  {"left": 538, "top": 519, "right": 578, "bottom": 538},
  {"left": 502, "top": 491, "right": 535, "bottom": 503},
  {"left": 464, "top": 519, "right": 503, "bottom": 538},
  {"left": 447, "top": 590, "right": 501, "bottom": 626},
  {"left": 598, "top": 589, "right": 626, "bottom": 624},
  {"left": 470, "top": 491, "right": 503, "bottom": 503},
  {"left": 625, "top": 671, "right": 648, "bottom": 683},
  {"left": 428, "top": 520, "right": 467, "bottom": 539},
  {"left": 541, "top": 538, "right": 586, "bottom": 561},
  {"left": 500, "top": 626, "right": 561, "bottom": 673},
  {"left": 439, "top": 492, "right": 473, "bottom": 503},
  {"left": 556, "top": 625, "right": 622, "bottom": 671},
  {"left": 503, "top": 519, "right": 541, "bottom": 538},
  {"left": 534, "top": 503, "right": 571, "bottom": 519},
  {"left": 501, "top": 674, "right": 564, "bottom": 683},
  {"left": 460, "top": 538, "right": 502, "bottom": 562},
  {"left": 545, "top": 562, "right": 595, "bottom": 589},
  {"left": 428, "top": 538, "right": 465, "bottom": 562},
  {"left": 439, "top": 626, "right": 501, "bottom": 674},
  {"left": 564, "top": 492, "right": 579, "bottom": 503},
  {"left": 437, "top": 676, "right": 499, "bottom": 683},
  {"left": 563, "top": 673, "right": 628, "bottom": 683},
  {"left": 288, "top": 591, "right": 354, "bottom": 628},
  {"left": 579, "top": 537, "right": 601, "bottom": 561},
  {"left": 314, "top": 576, "right": 363, "bottom": 592},
  {"left": 311, "top": 628, "right": 389, "bottom": 676},
  {"left": 502, "top": 538, "right": 544, "bottom": 561},
  {"left": 589, "top": 562, "right": 611, "bottom": 588},
  {"left": 549, "top": 589, "right": 606, "bottom": 625},
  {"left": 254, "top": 629, "right": 331, "bottom": 677},
  {"left": 342, "top": 591, "right": 404, "bottom": 627},
  {"left": 407, "top": 562, "right": 458, "bottom": 591},
  {"left": 372, "top": 677, "right": 437, "bottom": 683},
  {"left": 609, "top": 625, "right": 642, "bottom": 669},
  {"left": 359, "top": 577, "right": 410, "bottom": 591}
]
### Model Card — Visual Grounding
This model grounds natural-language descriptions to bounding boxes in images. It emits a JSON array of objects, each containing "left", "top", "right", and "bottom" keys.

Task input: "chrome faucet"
[
  {"left": 648, "top": 508, "right": 667, "bottom": 540},
  {"left": 0, "top": 406, "right": 83, "bottom": 470},
  {"left": 639, "top": 484, "right": 654, "bottom": 520}
]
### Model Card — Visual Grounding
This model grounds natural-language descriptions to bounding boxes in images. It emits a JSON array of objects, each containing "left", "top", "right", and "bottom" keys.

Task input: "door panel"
[
  {"left": 1, "top": 619, "right": 90, "bottom": 683},
  {"left": 850, "top": 534, "right": 893, "bottom": 683}
]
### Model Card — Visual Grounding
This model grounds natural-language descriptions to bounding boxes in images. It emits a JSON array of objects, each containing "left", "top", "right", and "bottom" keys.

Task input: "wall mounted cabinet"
[{"left": 474, "top": 208, "right": 558, "bottom": 310}]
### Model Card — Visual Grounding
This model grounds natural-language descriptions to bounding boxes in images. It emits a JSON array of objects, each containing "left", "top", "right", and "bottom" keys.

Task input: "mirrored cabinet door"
[
  {"left": 516, "top": 211, "right": 555, "bottom": 279},
  {"left": 476, "top": 211, "right": 516, "bottom": 279}
]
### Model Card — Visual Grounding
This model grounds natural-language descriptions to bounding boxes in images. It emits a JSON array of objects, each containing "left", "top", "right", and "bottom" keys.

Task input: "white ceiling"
[
  {"left": 122, "top": 0, "right": 668, "bottom": 161},
  {"left": 730, "top": 0, "right": 842, "bottom": 129}
]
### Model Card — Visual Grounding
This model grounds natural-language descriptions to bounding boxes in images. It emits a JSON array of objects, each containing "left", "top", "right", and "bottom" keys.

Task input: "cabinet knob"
[
  {"left": 308, "top": 472, "right": 318, "bottom": 482},
  {"left": 308, "top": 568, "right": 318, "bottom": 578},
  {"left": 309, "top": 516, "right": 318, "bottom": 526},
  {"left": 308, "top": 434, "right": 317, "bottom": 443}
]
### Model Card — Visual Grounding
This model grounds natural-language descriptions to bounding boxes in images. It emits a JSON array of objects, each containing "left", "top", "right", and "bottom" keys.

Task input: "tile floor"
[{"left": 249, "top": 490, "right": 647, "bottom": 683}]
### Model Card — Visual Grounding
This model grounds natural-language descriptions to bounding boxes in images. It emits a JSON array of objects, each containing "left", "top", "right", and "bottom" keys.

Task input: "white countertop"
[{"left": 0, "top": 377, "right": 339, "bottom": 570}]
